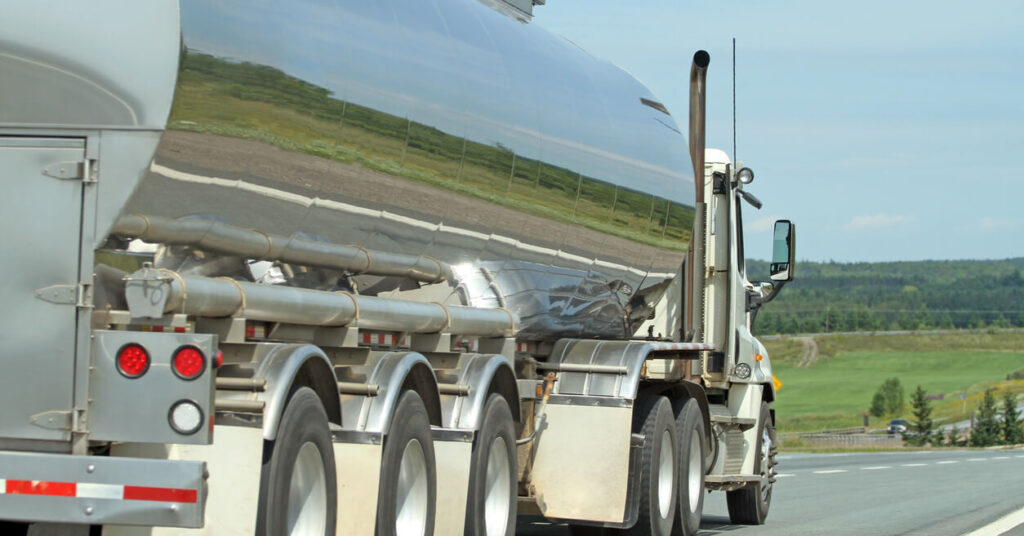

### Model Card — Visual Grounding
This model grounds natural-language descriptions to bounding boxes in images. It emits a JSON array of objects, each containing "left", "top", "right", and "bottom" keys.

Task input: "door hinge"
[
  {"left": 35, "top": 282, "right": 94, "bottom": 309},
  {"left": 30, "top": 410, "right": 72, "bottom": 431},
  {"left": 43, "top": 159, "right": 96, "bottom": 183}
]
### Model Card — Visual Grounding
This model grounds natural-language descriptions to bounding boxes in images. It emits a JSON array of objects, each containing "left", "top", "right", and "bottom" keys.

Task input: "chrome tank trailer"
[{"left": 115, "top": 0, "right": 696, "bottom": 341}]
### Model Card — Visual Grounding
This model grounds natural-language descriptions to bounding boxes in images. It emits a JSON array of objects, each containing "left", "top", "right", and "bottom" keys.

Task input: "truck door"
[{"left": 0, "top": 137, "right": 86, "bottom": 443}]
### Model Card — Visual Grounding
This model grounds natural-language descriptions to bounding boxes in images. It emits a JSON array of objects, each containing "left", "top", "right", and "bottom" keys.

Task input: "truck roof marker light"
[
  {"left": 172, "top": 346, "right": 206, "bottom": 380},
  {"left": 116, "top": 343, "right": 150, "bottom": 378}
]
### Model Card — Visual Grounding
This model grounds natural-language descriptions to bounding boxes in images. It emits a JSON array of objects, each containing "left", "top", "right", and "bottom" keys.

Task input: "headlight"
[{"left": 734, "top": 362, "right": 752, "bottom": 379}]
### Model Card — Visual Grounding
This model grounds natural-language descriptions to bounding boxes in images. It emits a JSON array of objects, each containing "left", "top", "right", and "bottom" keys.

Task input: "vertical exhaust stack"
[
  {"left": 686, "top": 51, "right": 710, "bottom": 343},
  {"left": 688, "top": 50, "right": 710, "bottom": 203}
]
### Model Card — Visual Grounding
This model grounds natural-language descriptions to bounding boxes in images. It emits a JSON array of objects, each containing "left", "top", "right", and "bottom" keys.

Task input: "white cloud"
[
  {"left": 844, "top": 213, "right": 911, "bottom": 231},
  {"left": 749, "top": 215, "right": 779, "bottom": 233},
  {"left": 978, "top": 217, "right": 1022, "bottom": 230}
]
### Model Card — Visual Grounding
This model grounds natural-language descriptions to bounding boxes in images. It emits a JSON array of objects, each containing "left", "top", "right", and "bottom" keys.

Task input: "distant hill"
[{"left": 746, "top": 258, "right": 1024, "bottom": 335}]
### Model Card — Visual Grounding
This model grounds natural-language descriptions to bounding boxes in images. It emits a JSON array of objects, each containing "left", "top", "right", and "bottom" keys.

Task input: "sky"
[{"left": 532, "top": 1, "right": 1024, "bottom": 263}]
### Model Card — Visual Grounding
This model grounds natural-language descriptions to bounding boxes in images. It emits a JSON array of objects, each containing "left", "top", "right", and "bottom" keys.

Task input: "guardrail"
[{"left": 779, "top": 428, "right": 904, "bottom": 447}]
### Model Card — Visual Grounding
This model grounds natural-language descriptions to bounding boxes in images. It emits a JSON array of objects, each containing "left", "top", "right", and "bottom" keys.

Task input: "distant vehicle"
[{"left": 888, "top": 419, "right": 912, "bottom": 434}]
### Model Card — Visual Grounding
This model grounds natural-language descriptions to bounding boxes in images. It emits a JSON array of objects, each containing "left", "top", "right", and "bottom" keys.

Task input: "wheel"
[
  {"left": 465, "top": 393, "right": 517, "bottom": 536},
  {"left": 621, "top": 396, "right": 677, "bottom": 536},
  {"left": 256, "top": 386, "right": 337, "bottom": 536},
  {"left": 671, "top": 399, "right": 706, "bottom": 536},
  {"left": 377, "top": 390, "right": 436, "bottom": 536},
  {"left": 726, "top": 402, "right": 776, "bottom": 525}
]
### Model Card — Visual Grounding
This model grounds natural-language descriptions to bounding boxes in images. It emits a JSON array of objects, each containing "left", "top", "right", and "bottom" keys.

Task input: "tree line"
[{"left": 746, "top": 258, "right": 1024, "bottom": 335}]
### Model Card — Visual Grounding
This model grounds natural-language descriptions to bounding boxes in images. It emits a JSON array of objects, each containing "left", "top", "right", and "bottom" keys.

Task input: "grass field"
[{"left": 764, "top": 332, "right": 1024, "bottom": 432}]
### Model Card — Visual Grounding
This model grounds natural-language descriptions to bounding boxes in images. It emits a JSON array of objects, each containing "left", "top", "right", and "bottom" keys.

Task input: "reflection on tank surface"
[{"left": 114, "top": 0, "right": 696, "bottom": 341}]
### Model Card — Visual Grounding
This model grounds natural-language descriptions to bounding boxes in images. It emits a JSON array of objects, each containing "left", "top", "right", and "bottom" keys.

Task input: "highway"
[{"left": 518, "top": 448, "right": 1024, "bottom": 535}]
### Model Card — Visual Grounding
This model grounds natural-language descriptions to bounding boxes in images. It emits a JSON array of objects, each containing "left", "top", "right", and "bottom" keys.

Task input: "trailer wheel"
[
  {"left": 671, "top": 399, "right": 705, "bottom": 536},
  {"left": 465, "top": 393, "right": 517, "bottom": 536},
  {"left": 377, "top": 390, "right": 436, "bottom": 536},
  {"left": 623, "top": 396, "right": 677, "bottom": 536},
  {"left": 257, "top": 386, "right": 337, "bottom": 536},
  {"left": 726, "top": 402, "right": 775, "bottom": 525}
]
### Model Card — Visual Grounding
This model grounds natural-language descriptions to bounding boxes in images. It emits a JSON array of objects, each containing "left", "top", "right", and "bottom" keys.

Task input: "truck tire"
[
  {"left": 464, "top": 393, "right": 517, "bottom": 536},
  {"left": 671, "top": 399, "right": 705, "bottom": 536},
  {"left": 621, "top": 396, "right": 677, "bottom": 536},
  {"left": 377, "top": 390, "right": 436, "bottom": 536},
  {"left": 256, "top": 386, "right": 337, "bottom": 536},
  {"left": 725, "top": 402, "right": 775, "bottom": 525}
]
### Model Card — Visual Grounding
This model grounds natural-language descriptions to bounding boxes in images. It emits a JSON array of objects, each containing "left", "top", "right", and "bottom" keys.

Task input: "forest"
[{"left": 747, "top": 257, "right": 1024, "bottom": 335}]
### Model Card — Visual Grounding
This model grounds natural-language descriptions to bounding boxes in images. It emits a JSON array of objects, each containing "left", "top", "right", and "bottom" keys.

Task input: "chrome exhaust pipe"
[
  {"left": 686, "top": 50, "right": 710, "bottom": 343},
  {"left": 688, "top": 50, "right": 710, "bottom": 203}
]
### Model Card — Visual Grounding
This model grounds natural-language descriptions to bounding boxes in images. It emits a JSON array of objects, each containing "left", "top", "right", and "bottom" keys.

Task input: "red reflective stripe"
[
  {"left": 377, "top": 334, "right": 385, "bottom": 344},
  {"left": 174, "top": 327, "right": 186, "bottom": 333},
  {"left": 362, "top": 333, "right": 371, "bottom": 344},
  {"left": 123, "top": 485, "right": 197, "bottom": 504},
  {"left": 7, "top": 480, "right": 76, "bottom": 497}
]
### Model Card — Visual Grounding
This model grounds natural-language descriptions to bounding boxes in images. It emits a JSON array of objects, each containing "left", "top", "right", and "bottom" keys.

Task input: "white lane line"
[
  {"left": 862, "top": 466, "right": 891, "bottom": 470},
  {"left": 1017, "top": 455, "right": 1024, "bottom": 459},
  {"left": 962, "top": 505, "right": 1024, "bottom": 536},
  {"left": 813, "top": 470, "right": 847, "bottom": 474},
  {"left": 968, "top": 458, "right": 987, "bottom": 462},
  {"left": 902, "top": 463, "right": 927, "bottom": 467},
  {"left": 993, "top": 456, "right": 1010, "bottom": 460},
  {"left": 775, "top": 473, "right": 795, "bottom": 478},
  {"left": 937, "top": 460, "right": 959, "bottom": 465}
]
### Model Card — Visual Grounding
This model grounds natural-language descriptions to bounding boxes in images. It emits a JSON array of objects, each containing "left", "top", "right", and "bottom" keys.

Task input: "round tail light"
[
  {"left": 172, "top": 346, "right": 206, "bottom": 380},
  {"left": 117, "top": 344, "right": 150, "bottom": 378},
  {"left": 168, "top": 400, "right": 204, "bottom": 435}
]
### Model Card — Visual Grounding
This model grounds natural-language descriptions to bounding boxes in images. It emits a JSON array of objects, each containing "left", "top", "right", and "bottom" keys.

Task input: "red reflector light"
[
  {"left": 117, "top": 344, "right": 150, "bottom": 378},
  {"left": 172, "top": 346, "right": 206, "bottom": 380}
]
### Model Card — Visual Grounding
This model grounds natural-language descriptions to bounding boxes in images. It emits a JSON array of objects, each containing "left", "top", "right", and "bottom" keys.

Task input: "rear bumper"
[{"left": 0, "top": 450, "right": 206, "bottom": 528}]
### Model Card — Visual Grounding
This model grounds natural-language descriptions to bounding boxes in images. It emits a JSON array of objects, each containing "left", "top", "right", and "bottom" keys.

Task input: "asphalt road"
[{"left": 518, "top": 448, "right": 1024, "bottom": 535}]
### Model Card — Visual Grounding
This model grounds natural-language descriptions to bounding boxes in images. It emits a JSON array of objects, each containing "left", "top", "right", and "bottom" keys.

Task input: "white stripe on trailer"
[
  {"left": 0, "top": 479, "right": 5, "bottom": 493},
  {"left": 76, "top": 482, "right": 125, "bottom": 500}
]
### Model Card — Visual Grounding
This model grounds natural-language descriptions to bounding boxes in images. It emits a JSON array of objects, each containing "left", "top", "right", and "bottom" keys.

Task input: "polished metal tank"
[{"left": 117, "top": 0, "right": 696, "bottom": 341}]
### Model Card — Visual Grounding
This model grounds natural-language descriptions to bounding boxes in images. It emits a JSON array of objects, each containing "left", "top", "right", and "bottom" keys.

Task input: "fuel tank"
[{"left": 123, "top": 0, "right": 696, "bottom": 340}]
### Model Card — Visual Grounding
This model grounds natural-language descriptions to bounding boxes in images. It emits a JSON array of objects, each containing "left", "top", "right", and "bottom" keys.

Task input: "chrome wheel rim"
[
  {"left": 396, "top": 438, "right": 429, "bottom": 536},
  {"left": 760, "top": 426, "right": 773, "bottom": 503},
  {"left": 287, "top": 442, "right": 327, "bottom": 536},
  {"left": 484, "top": 437, "right": 511, "bottom": 536},
  {"left": 657, "top": 430, "right": 674, "bottom": 519},
  {"left": 687, "top": 432, "right": 702, "bottom": 513}
]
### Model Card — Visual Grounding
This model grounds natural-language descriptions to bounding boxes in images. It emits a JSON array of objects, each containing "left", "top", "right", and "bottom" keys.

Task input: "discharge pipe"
[
  {"left": 113, "top": 214, "right": 450, "bottom": 283},
  {"left": 123, "top": 266, "right": 516, "bottom": 337}
]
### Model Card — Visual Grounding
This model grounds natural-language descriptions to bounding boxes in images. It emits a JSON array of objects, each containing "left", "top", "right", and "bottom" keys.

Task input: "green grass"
[{"left": 765, "top": 332, "right": 1024, "bottom": 433}]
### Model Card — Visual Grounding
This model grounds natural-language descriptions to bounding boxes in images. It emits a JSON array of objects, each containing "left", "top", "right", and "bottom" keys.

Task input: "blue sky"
[{"left": 533, "top": 1, "right": 1024, "bottom": 262}]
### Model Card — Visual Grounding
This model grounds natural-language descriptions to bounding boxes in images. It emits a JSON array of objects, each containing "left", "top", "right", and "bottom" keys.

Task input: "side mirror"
[{"left": 770, "top": 220, "right": 795, "bottom": 281}]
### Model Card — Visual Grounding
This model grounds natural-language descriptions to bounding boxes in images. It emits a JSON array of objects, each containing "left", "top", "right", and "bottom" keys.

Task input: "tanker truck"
[{"left": 0, "top": 0, "right": 796, "bottom": 535}]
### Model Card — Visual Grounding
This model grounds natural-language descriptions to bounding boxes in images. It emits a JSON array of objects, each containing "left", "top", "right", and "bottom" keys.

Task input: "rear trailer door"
[{"left": 0, "top": 137, "right": 86, "bottom": 442}]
